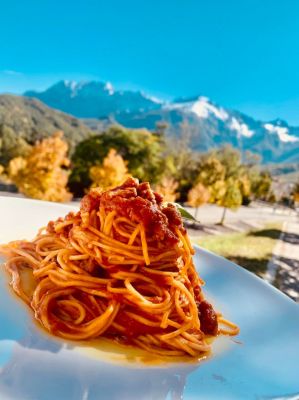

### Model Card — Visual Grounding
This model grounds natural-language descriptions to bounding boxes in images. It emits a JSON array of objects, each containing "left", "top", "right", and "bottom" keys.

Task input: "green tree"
[
  {"left": 218, "top": 178, "right": 243, "bottom": 225},
  {"left": 196, "top": 155, "right": 226, "bottom": 203},
  {"left": 215, "top": 145, "right": 242, "bottom": 178},
  {"left": 195, "top": 146, "right": 248, "bottom": 224},
  {"left": 250, "top": 171, "right": 272, "bottom": 200},
  {"left": 0, "top": 124, "right": 31, "bottom": 166},
  {"left": 69, "top": 125, "right": 164, "bottom": 196}
]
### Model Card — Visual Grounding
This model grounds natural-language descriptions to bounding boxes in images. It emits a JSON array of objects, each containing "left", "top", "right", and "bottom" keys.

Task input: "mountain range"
[
  {"left": 25, "top": 80, "right": 162, "bottom": 118},
  {"left": 24, "top": 80, "right": 299, "bottom": 164}
]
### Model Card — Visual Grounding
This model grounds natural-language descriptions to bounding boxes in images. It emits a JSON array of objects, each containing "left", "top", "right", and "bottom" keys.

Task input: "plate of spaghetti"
[{"left": 0, "top": 178, "right": 298, "bottom": 400}]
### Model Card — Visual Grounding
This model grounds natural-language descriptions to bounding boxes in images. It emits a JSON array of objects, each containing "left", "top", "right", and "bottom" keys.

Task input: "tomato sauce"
[{"left": 80, "top": 177, "right": 184, "bottom": 246}]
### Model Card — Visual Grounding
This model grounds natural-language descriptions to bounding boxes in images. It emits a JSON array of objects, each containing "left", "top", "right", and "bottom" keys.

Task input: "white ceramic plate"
[{"left": 0, "top": 197, "right": 298, "bottom": 400}]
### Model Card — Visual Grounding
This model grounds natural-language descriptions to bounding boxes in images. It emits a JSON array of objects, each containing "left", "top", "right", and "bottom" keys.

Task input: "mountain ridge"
[
  {"left": 18, "top": 80, "right": 299, "bottom": 164},
  {"left": 25, "top": 80, "right": 161, "bottom": 119}
]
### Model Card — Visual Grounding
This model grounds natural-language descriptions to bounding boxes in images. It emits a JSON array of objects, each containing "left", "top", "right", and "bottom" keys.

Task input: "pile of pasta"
[{"left": 1, "top": 177, "right": 238, "bottom": 357}]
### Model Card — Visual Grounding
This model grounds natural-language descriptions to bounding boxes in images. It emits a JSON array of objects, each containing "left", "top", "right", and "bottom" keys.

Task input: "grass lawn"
[{"left": 194, "top": 223, "right": 282, "bottom": 277}]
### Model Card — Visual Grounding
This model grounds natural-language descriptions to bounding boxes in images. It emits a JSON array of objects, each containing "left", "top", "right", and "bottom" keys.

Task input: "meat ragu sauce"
[
  {"left": 80, "top": 177, "right": 185, "bottom": 246},
  {"left": 44, "top": 177, "right": 219, "bottom": 345}
]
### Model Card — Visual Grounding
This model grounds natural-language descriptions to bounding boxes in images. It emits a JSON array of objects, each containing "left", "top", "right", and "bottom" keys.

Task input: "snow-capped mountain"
[
  {"left": 264, "top": 120, "right": 299, "bottom": 143},
  {"left": 115, "top": 96, "right": 299, "bottom": 163},
  {"left": 25, "top": 80, "right": 162, "bottom": 118},
  {"left": 24, "top": 81, "right": 299, "bottom": 164}
]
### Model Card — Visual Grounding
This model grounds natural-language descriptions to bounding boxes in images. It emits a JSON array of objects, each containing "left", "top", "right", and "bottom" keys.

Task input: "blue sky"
[{"left": 1, "top": 0, "right": 299, "bottom": 124}]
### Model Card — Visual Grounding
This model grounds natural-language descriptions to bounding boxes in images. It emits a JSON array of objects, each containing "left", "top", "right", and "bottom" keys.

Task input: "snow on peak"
[
  {"left": 104, "top": 81, "right": 114, "bottom": 95},
  {"left": 63, "top": 80, "right": 78, "bottom": 91},
  {"left": 141, "top": 92, "right": 164, "bottom": 104},
  {"left": 230, "top": 117, "right": 254, "bottom": 138},
  {"left": 264, "top": 123, "right": 299, "bottom": 143},
  {"left": 166, "top": 96, "right": 228, "bottom": 121},
  {"left": 190, "top": 97, "right": 229, "bottom": 120}
]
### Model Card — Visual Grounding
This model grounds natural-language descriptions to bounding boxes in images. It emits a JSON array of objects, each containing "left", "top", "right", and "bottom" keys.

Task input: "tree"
[
  {"left": 155, "top": 177, "right": 179, "bottom": 203},
  {"left": 8, "top": 132, "right": 72, "bottom": 202},
  {"left": 267, "top": 191, "right": 277, "bottom": 204},
  {"left": 195, "top": 146, "right": 247, "bottom": 224},
  {"left": 250, "top": 171, "right": 272, "bottom": 200},
  {"left": 89, "top": 149, "right": 129, "bottom": 190},
  {"left": 0, "top": 164, "right": 11, "bottom": 186},
  {"left": 0, "top": 124, "right": 31, "bottom": 166},
  {"left": 162, "top": 147, "right": 199, "bottom": 202},
  {"left": 187, "top": 182, "right": 210, "bottom": 219},
  {"left": 196, "top": 155, "right": 226, "bottom": 203},
  {"left": 218, "top": 178, "right": 243, "bottom": 225},
  {"left": 215, "top": 145, "right": 242, "bottom": 179},
  {"left": 239, "top": 174, "right": 251, "bottom": 205},
  {"left": 214, "top": 148, "right": 245, "bottom": 224},
  {"left": 69, "top": 126, "right": 164, "bottom": 196},
  {"left": 7, "top": 157, "right": 27, "bottom": 178},
  {"left": 154, "top": 121, "right": 169, "bottom": 137},
  {"left": 162, "top": 121, "right": 201, "bottom": 201},
  {"left": 292, "top": 182, "right": 299, "bottom": 204},
  {"left": 243, "top": 150, "right": 261, "bottom": 166}
]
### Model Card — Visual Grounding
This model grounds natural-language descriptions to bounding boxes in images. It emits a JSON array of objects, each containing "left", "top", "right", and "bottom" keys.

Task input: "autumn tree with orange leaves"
[
  {"left": 0, "top": 164, "right": 5, "bottom": 180},
  {"left": 8, "top": 132, "right": 72, "bottom": 202},
  {"left": 187, "top": 182, "right": 210, "bottom": 219},
  {"left": 155, "top": 177, "right": 179, "bottom": 203},
  {"left": 89, "top": 148, "right": 129, "bottom": 191},
  {"left": 293, "top": 182, "right": 299, "bottom": 204}
]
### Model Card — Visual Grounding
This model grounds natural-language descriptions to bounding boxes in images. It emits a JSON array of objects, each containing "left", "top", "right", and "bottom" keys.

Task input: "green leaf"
[{"left": 172, "top": 203, "right": 197, "bottom": 221}]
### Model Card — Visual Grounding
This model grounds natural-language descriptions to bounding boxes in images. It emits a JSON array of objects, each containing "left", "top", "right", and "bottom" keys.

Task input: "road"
[
  {"left": 265, "top": 221, "right": 299, "bottom": 303},
  {"left": 185, "top": 201, "right": 298, "bottom": 236}
]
